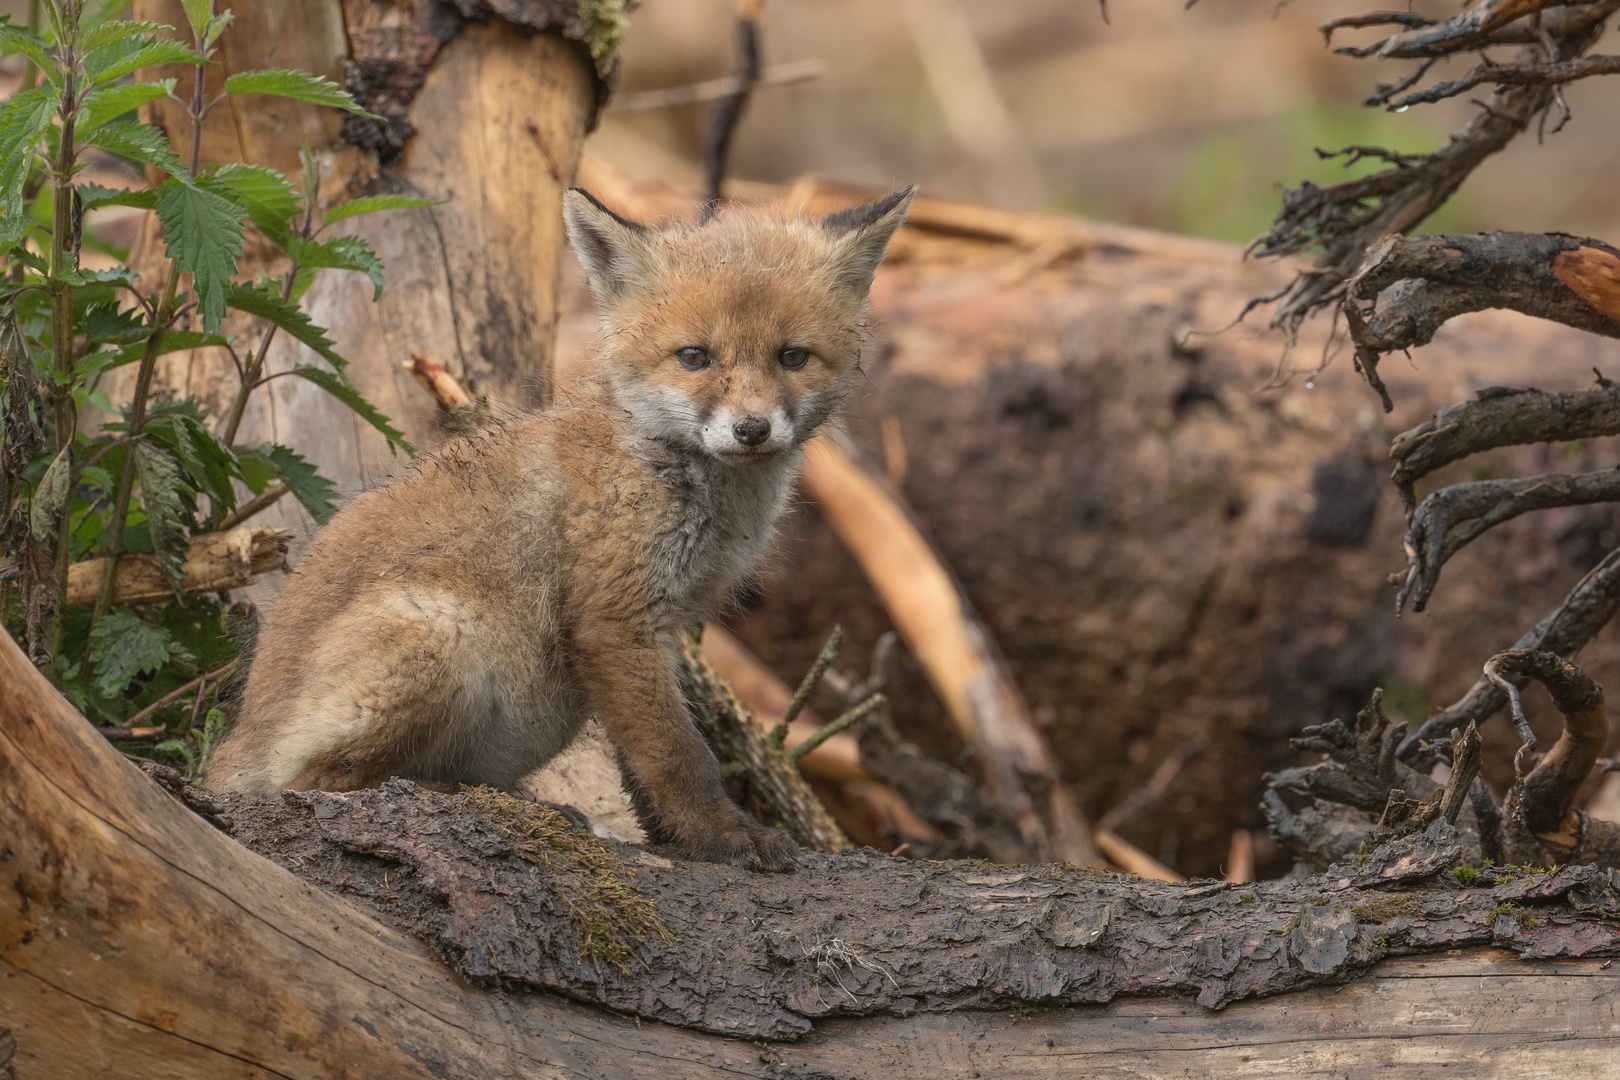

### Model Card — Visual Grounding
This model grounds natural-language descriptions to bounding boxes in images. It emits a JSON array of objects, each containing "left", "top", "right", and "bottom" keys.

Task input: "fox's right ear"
[{"left": 563, "top": 189, "right": 660, "bottom": 307}]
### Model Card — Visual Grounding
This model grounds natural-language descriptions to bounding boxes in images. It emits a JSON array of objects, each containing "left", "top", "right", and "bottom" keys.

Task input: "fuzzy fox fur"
[{"left": 205, "top": 186, "right": 915, "bottom": 870}]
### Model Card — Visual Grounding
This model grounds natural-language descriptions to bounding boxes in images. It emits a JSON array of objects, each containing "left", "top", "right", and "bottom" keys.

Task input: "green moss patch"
[{"left": 469, "top": 786, "right": 673, "bottom": 972}]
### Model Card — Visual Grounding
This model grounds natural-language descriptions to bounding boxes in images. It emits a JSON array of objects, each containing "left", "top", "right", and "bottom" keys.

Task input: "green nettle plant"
[{"left": 0, "top": 0, "right": 429, "bottom": 775}]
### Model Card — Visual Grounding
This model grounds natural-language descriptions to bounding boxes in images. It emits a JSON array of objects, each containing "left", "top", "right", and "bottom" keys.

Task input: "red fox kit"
[{"left": 206, "top": 187, "right": 915, "bottom": 869}]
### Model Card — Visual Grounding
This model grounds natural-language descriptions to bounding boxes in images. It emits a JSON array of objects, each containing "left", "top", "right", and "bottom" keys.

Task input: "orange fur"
[{"left": 206, "top": 188, "right": 914, "bottom": 870}]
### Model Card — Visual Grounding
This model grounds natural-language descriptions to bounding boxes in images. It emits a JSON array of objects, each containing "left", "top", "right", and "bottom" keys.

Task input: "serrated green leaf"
[
  {"left": 320, "top": 193, "right": 441, "bottom": 228},
  {"left": 78, "top": 79, "right": 175, "bottom": 132},
  {"left": 245, "top": 442, "right": 338, "bottom": 524},
  {"left": 80, "top": 463, "right": 116, "bottom": 491},
  {"left": 80, "top": 18, "right": 166, "bottom": 54},
  {"left": 0, "top": 24, "right": 61, "bottom": 87},
  {"left": 284, "top": 233, "right": 385, "bottom": 300},
  {"left": 289, "top": 365, "right": 412, "bottom": 455},
  {"left": 213, "top": 162, "right": 298, "bottom": 245},
  {"left": 84, "top": 118, "right": 183, "bottom": 177},
  {"left": 82, "top": 301, "right": 149, "bottom": 344},
  {"left": 77, "top": 182, "right": 160, "bottom": 212},
  {"left": 84, "top": 37, "right": 208, "bottom": 86},
  {"left": 0, "top": 86, "right": 61, "bottom": 247},
  {"left": 30, "top": 443, "right": 71, "bottom": 541},
  {"left": 225, "top": 283, "right": 345, "bottom": 370},
  {"left": 181, "top": 0, "right": 213, "bottom": 40},
  {"left": 147, "top": 404, "right": 239, "bottom": 514},
  {"left": 223, "top": 68, "right": 375, "bottom": 117},
  {"left": 133, "top": 438, "right": 190, "bottom": 589},
  {"left": 157, "top": 175, "right": 247, "bottom": 332},
  {"left": 201, "top": 11, "right": 233, "bottom": 51},
  {"left": 61, "top": 266, "right": 139, "bottom": 288},
  {"left": 5, "top": 243, "right": 48, "bottom": 274},
  {"left": 87, "top": 608, "right": 173, "bottom": 697}
]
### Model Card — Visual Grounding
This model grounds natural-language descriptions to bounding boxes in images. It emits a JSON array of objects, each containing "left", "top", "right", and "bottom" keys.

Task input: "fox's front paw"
[{"left": 676, "top": 818, "right": 799, "bottom": 872}]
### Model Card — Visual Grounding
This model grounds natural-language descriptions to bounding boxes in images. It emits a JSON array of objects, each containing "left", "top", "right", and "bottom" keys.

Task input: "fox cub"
[{"left": 206, "top": 186, "right": 915, "bottom": 870}]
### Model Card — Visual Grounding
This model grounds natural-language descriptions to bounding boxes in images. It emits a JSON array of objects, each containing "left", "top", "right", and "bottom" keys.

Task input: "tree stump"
[{"left": 112, "top": 0, "right": 610, "bottom": 527}]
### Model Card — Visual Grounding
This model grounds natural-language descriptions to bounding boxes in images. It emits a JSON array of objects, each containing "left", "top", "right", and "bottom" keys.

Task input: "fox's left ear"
[{"left": 819, "top": 186, "right": 916, "bottom": 298}]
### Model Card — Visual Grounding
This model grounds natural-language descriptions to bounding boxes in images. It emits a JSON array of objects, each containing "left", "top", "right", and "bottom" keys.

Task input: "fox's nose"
[{"left": 732, "top": 416, "right": 772, "bottom": 446}]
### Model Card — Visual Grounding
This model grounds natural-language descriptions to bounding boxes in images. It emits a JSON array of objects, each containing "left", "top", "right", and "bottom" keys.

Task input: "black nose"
[{"left": 732, "top": 416, "right": 771, "bottom": 446}]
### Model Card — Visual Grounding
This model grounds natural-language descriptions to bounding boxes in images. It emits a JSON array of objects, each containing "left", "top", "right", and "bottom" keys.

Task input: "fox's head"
[{"left": 563, "top": 187, "right": 914, "bottom": 463}]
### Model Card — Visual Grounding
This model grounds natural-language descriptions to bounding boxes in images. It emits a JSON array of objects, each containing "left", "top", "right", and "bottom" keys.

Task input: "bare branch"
[
  {"left": 1344, "top": 234, "right": 1620, "bottom": 411},
  {"left": 1388, "top": 53, "right": 1620, "bottom": 110},
  {"left": 1344, "top": 0, "right": 1574, "bottom": 59},
  {"left": 1320, "top": 9, "right": 1435, "bottom": 43},
  {"left": 1398, "top": 470, "right": 1620, "bottom": 614},
  {"left": 1389, "top": 379, "right": 1620, "bottom": 511}
]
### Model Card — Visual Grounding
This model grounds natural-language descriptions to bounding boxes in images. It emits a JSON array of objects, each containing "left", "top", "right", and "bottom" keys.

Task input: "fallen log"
[{"left": 7, "top": 625, "right": 1620, "bottom": 1078}]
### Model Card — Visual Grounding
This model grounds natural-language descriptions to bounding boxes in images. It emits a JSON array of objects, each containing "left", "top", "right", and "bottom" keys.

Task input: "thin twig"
[
  {"left": 769, "top": 626, "right": 842, "bottom": 751},
  {"left": 1095, "top": 737, "right": 1205, "bottom": 834},
  {"left": 219, "top": 482, "right": 290, "bottom": 530},
  {"left": 610, "top": 58, "right": 825, "bottom": 111},
  {"left": 788, "top": 694, "right": 886, "bottom": 767},
  {"left": 124, "top": 659, "right": 238, "bottom": 728}
]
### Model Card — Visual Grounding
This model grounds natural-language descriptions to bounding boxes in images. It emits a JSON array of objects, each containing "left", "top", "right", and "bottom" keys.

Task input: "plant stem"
[
  {"left": 44, "top": 54, "right": 77, "bottom": 655},
  {"left": 92, "top": 63, "right": 207, "bottom": 626},
  {"left": 24, "top": 0, "right": 40, "bottom": 91},
  {"left": 219, "top": 264, "right": 297, "bottom": 449}
]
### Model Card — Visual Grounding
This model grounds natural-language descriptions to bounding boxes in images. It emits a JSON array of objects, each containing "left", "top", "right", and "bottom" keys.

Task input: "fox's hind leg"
[{"left": 208, "top": 603, "right": 476, "bottom": 794}]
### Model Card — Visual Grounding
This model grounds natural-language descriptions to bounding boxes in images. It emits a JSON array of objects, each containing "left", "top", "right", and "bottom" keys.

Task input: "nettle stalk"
[
  {"left": 43, "top": 1, "right": 78, "bottom": 654},
  {"left": 91, "top": 57, "right": 206, "bottom": 625}
]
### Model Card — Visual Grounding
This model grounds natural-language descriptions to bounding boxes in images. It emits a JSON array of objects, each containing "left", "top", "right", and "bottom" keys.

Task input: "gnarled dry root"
[
  {"left": 1397, "top": 471, "right": 1620, "bottom": 614},
  {"left": 1273, "top": 655, "right": 1620, "bottom": 876},
  {"left": 1399, "top": 547, "right": 1620, "bottom": 756},
  {"left": 1346, "top": 234, "right": 1620, "bottom": 416},
  {"left": 1358, "top": 722, "right": 1482, "bottom": 854},
  {"left": 1247, "top": 0, "right": 1619, "bottom": 369},
  {"left": 1483, "top": 650, "right": 1620, "bottom": 865},
  {"left": 1390, "top": 380, "right": 1620, "bottom": 511},
  {"left": 1269, "top": 689, "right": 1442, "bottom": 814}
]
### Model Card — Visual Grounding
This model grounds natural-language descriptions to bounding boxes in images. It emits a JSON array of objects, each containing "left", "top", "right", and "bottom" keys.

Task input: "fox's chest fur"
[{"left": 626, "top": 440, "right": 798, "bottom": 619}]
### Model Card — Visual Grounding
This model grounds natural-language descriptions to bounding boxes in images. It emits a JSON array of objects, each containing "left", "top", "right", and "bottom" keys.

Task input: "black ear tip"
[
  {"left": 564, "top": 188, "right": 647, "bottom": 232},
  {"left": 820, "top": 186, "right": 918, "bottom": 234}
]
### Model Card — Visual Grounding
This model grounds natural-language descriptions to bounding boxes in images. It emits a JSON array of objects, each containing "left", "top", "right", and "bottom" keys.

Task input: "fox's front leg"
[{"left": 573, "top": 615, "right": 798, "bottom": 871}]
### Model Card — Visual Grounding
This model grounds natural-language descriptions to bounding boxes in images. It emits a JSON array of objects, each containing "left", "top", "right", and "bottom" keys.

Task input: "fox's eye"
[
  {"left": 779, "top": 347, "right": 810, "bottom": 371},
  {"left": 675, "top": 347, "right": 710, "bottom": 370}
]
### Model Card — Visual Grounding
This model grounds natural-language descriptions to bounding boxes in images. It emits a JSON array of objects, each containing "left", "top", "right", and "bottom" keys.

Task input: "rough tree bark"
[{"left": 7, "top": 626, "right": 1620, "bottom": 1079}]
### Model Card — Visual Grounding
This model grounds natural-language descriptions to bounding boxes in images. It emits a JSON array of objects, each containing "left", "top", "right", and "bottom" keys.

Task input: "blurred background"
[{"left": 593, "top": 0, "right": 1619, "bottom": 244}]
